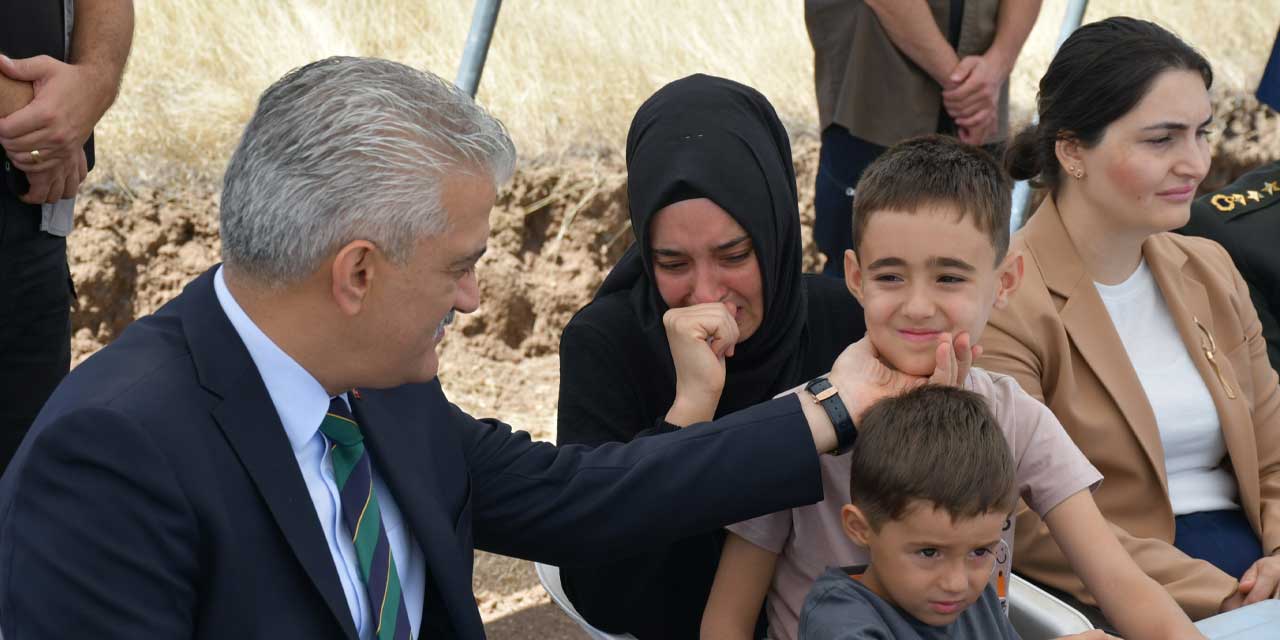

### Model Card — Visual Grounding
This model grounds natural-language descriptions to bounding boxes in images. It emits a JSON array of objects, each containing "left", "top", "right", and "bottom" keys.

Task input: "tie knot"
[{"left": 320, "top": 396, "right": 363, "bottom": 446}]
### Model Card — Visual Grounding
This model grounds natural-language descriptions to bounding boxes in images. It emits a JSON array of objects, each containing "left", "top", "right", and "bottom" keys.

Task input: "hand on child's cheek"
[
  {"left": 928, "top": 332, "right": 980, "bottom": 387},
  {"left": 828, "top": 336, "right": 929, "bottom": 422}
]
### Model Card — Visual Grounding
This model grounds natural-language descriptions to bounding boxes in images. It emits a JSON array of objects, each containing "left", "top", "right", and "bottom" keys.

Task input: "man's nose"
[{"left": 455, "top": 270, "right": 481, "bottom": 314}]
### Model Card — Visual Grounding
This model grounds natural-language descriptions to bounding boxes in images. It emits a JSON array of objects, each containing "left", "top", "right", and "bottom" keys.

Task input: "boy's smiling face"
[{"left": 845, "top": 206, "right": 1022, "bottom": 377}]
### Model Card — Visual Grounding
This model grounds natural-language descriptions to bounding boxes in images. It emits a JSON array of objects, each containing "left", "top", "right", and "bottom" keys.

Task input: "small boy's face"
[
  {"left": 843, "top": 501, "right": 1006, "bottom": 627},
  {"left": 845, "top": 206, "right": 1021, "bottom": 377}
]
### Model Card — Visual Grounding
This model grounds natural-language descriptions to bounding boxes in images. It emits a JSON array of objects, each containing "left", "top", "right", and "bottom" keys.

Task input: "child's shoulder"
[
  {"left": 969, "top": 369, "right": 1103, "bottom": 514},
  {"left": 965, "top": 367, "right": 1072, "bottom": 452},
  {"left": 799, "top": 567, "right": 893, "bottom": 639},
  {"left": 964, "top": 367, "right": 1044, "bottom": 421}
]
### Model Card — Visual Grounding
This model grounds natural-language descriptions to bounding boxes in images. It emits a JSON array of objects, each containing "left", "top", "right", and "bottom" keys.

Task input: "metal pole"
[
  {"left": 1010, "top": 0, "right": 1089, "bottom": 232},
  {"left": 455, "top": 0, "right": 503, "bottom": 98}
]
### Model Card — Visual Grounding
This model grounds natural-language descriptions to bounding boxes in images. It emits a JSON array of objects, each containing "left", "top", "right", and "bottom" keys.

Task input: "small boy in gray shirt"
[
  {"left": 799, "top": 386, "right": 1108, "bottom": 640},
  {"left": 802, "top": 563, "right": 1011, "bottom": 639}
]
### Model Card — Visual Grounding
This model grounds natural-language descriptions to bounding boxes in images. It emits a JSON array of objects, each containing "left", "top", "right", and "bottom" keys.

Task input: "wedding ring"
[{"left": 29, "top": 149, "right": 41, "bottom": 162}]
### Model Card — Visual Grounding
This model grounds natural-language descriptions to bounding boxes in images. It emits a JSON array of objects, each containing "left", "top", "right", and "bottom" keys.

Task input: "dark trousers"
[
  {"left": 1173, "top": 509, "right": 1264, "bottom": 580},
  {"left": 0, "top": 192, "right": 72, "bottom": 476},
  {"left": 813, "top": 125, "right": 886, "bottom": 277}
]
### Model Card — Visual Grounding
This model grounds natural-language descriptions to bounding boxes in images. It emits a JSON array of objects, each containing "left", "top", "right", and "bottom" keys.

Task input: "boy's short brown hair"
[
  {"left": 852, "top": 135, "right": 1012, "bottom": 262},
  {"left": 849, "top": 385, "right": 1016, "bottom": 529}
]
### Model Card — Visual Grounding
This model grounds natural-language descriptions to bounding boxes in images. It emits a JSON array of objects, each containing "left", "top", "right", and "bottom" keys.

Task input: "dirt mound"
[
  {"left": 69, "top": 185, "right": 222, "bottom": 361},
  {"left": 452, "top": 155, "right": 630, "bottom": 361}
]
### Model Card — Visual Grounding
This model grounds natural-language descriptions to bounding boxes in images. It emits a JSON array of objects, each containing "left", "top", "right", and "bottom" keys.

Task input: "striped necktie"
[{"left": 321, "top": 396, "right": 411, "bottom": 640}]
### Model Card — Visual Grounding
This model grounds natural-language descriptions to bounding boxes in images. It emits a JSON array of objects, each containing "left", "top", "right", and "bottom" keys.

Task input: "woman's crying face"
[{"left": 649, "top": 198, "right": 765, "bottom": 343}]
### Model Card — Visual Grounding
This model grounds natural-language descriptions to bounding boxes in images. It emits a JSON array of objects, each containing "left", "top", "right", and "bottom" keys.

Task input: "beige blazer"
[{"left": 979, "top": 198, "right": 1280, "bottom": 620}]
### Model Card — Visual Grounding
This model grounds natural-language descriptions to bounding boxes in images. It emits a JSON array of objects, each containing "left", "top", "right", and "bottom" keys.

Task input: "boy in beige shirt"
[{"left": 700, "top": 135, "right": 1202, "bottom": 640}]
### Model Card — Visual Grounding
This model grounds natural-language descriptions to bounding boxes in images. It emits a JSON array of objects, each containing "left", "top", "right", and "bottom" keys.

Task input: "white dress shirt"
[{"left": 214, "top": 267, "right": 426, "bottom": 638}]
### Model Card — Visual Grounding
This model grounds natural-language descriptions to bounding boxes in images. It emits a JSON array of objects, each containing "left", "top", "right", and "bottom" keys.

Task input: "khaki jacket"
[{"left": 979, "top": 198, "right": 1280, "bottom": 620}]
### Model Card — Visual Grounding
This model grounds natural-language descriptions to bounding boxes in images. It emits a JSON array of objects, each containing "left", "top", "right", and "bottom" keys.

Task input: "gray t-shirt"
[{"left": 799, "top": 566, "right": 1020, "bottom": 640}]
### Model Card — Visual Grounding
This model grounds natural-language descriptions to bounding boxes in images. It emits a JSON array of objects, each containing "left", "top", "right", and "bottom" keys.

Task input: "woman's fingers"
[
  {"left": 1239, "top": 556, "right": 1280, "bottom": 605},
  {"left": 664, "top": 303, "right": 740, "bottom": 364},
  {"left": 663, "top": 303, "right": 741, "bottom": 418},
  {"left": 698, "top": 303, "right": 740, "bottom": 358}
]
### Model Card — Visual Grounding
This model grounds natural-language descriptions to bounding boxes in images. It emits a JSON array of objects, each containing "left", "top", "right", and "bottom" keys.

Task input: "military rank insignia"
[{"left": 1209, "top": 178, "right": 1279, "bottom": 214}]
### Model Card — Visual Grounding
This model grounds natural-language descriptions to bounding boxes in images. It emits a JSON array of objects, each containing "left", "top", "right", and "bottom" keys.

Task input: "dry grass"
[{"left": 95, "top": 0, "right": 1278, "bottom": 187}]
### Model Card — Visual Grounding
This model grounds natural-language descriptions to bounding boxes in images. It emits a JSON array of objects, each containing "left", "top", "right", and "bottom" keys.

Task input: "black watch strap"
[{"left": 805, "top": 376, "right": 856, "bottom": 455}]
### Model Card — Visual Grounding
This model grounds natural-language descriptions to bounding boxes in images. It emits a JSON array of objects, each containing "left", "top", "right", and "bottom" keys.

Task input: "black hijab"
[{"left": 597, "top": 74, "right": 809, "bottom": 416}]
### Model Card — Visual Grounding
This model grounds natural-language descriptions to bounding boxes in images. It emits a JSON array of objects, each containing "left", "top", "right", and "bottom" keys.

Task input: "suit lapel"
[
  {"left": 182, "top": 268, "right": 359, "bottom": 640},
  {"left": 1025, "top": 202, "right": 1169, "bottom": 491}
]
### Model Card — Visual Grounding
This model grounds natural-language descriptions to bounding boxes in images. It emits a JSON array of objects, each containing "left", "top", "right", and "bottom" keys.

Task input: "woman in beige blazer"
[{"left": 980, "top": 17, "right": 1280, "bottom": 621}]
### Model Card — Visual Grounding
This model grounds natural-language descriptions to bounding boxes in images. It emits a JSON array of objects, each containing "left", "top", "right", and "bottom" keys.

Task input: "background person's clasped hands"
[{"left": 0, "top": 53, "right": 112, "bottom": 204}]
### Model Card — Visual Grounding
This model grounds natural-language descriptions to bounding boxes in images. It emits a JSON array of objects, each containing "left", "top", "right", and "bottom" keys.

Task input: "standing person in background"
[
  {"left": 806, "top": 0, "right": 1040, "bottom": 277},
  {"left": 0, "top": 0, "right": 134, "bottom": 473}
]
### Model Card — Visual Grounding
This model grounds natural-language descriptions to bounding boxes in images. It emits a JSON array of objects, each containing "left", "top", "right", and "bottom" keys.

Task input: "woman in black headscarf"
[{"left": 555, "top": 74, "right": 866, "bottom": 639}]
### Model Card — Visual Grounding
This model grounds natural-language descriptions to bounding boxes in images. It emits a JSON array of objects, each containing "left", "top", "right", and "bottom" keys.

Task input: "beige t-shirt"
[{"left": 728, "top": 368, "right": 1102, "bottom": 640}]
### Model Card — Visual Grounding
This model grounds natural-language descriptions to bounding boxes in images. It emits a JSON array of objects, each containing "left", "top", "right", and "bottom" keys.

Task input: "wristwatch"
[{"left": 804, "top": 376, "right": 856, "bottom": 455}]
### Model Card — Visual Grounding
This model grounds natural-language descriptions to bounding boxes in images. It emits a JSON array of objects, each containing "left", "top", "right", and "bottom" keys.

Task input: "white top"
[
  {"left": 214, "top": 267, "right": 426, "bottom": 638},
  {"left": 1094, "top": 259, "right": 1238, "bottom": 515}
]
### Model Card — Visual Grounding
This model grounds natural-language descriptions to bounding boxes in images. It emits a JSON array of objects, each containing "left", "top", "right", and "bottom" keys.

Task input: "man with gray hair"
[{"left": 0, "top": 57, "right": 963, "bottom": 638}]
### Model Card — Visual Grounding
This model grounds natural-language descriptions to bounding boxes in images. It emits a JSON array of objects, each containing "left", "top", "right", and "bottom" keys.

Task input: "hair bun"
[{"left": 1003, "top": 124, "right": 1042, "bottom": 182}]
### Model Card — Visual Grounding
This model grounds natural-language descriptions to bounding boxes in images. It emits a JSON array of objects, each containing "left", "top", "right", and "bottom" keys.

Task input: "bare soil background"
[{"left": 64, "top": 90, "right": 1279, "bottom": 637}]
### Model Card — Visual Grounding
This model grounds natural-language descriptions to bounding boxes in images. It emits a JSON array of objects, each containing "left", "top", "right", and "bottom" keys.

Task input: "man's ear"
[
  {"left": 992, "top": 251, "right": 1024, "bottom": 310},
  {"left": 330, "top": 240, "right": 379, "bottom": 316},
  {"left": 841, "top": 503, "right": 875, "bottom": 547},
  {"left": 844, "top": 249, "right": 865, "bottom": 303}
]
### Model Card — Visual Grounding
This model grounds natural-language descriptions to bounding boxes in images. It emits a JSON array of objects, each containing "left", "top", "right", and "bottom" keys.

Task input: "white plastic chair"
[
  {"left": 1008, "top": 573, "right": 1094, "bottom": 639},
  {"left": 535, "top": 562, "right": 638, "bottom": 640},
  {"left": 1195, "top": 599, "right": 1280, "bottom": 639}
]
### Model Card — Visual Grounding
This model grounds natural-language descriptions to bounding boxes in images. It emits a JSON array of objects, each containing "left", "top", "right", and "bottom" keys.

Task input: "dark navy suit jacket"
[{"left": 0, "top": 268, "right": 823, "bottom": 639}]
